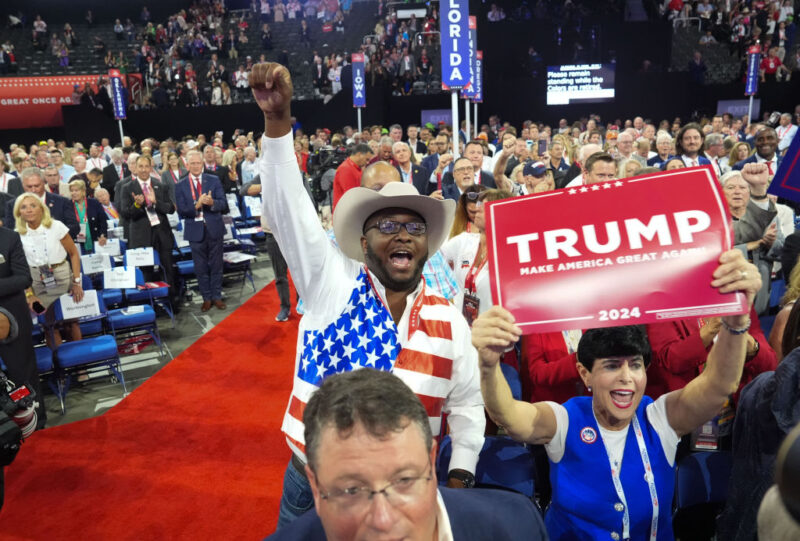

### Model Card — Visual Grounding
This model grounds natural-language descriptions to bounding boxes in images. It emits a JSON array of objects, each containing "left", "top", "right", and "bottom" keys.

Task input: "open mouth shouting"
[
  {"left": 610, "top": 389, "right": 635, "bottom": 410},
  {"left": 389, "top": 249, "right": 414, "bottom": 271}
]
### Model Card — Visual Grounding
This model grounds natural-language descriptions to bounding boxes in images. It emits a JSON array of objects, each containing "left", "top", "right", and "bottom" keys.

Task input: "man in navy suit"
[
  {"left": 420, "top": 132, "right": 450, "bottom": 176},
  {"left": 392, "top": 141, "right": 434, "bottom": 196},
  {"left": 675, "top": 123, "right": 711, "bottom": 168},
  {"left": 733, "top": 126, "right": 782, "bottom": 175},
  {"left": 440, "top": 141, "right": 496, "bottom": 189},
  {"left": 2, "top": 168, "right": 79, "bottom": 239},
  {"left": 442, "top": 157, "right": 479, "bottom": 202},
  {"left": 176, "top": 150, "right": 227, "bottom": 312},
  {"left": 267, "top": 369, "right": 547, "bottom": 541}
]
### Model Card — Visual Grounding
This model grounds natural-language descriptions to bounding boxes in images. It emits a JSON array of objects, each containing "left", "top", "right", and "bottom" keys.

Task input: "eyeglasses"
[
  {"left": 317, "top": 465, "right": 433, "bottom": 512},
  {"left": 465, "top": 191, "right": 481, "bottom": 201},
  {"left": 364, "top": 220, "right": 427, "bottom": 236},
  {"left": 453, "top": 166, "right": 474, "bottom": 174}
]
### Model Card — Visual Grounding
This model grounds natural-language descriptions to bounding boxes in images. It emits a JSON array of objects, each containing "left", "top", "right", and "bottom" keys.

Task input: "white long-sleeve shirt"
[{"left": 258, "top": 131, "right": 485, "bottom": 474}]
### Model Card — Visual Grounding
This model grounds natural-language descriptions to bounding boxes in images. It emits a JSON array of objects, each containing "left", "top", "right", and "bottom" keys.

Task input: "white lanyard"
[
  {"left": 601, "top": 415, "right": 659, "bottom": 541},
  {"left": 0, "top": 173, "right": 7, "bottom": 192}
]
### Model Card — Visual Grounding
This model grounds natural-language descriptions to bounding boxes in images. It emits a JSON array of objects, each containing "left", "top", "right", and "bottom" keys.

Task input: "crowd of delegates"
[
  {"left": 244, "top": 63, "right": 800, "bottom": 540},
  {"left": 667, "top": 0, "right": 798, "bottom": 73},
  {"left": 0, "top": 58, "right": 800, "bottom": 536}
]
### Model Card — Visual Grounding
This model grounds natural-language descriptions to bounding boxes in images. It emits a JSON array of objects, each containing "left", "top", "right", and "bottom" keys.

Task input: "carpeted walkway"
[{"left": 2, "top": 285, "right": 295, "bottom": 540}]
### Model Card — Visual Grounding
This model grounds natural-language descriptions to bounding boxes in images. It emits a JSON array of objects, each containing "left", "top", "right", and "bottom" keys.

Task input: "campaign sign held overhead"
[
  {"left": 484, "top": 166, "right": 747, "bottom": 333},
  {"left": 461, "top": 16, "right": 477, "bottom": 99},
  {"left": 439, "top": 0, "right": 471, "bottom": 90},
  {"left": 767, "top": 132, "right": 800, "bottom": 203},
  {"left": 351, "top": 53, "right": 366, "bottom": 108},
  {"left": 745, "top": 45, "right": 760, "bottom": 97}
]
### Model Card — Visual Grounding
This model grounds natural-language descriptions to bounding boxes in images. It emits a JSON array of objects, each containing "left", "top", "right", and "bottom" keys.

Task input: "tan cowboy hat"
[{"left": 333, "top": 183, "right": 455, "bottom": 262}]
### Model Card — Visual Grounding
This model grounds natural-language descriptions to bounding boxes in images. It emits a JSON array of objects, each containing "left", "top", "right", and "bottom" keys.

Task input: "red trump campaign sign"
[
  {"left": 485, "top": 166, "right": 748, "bottom": 333},
  {"left": 0, "top": 75, "right": 102, "bottom": 129}
]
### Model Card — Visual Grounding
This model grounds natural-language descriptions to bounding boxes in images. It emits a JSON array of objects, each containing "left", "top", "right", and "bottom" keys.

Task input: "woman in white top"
[
  {"left": 14, "top": 193, "right": 84, "bottom": 346},
  {"left": 440, "top": 189, "right": 512, "bottom": 327}
]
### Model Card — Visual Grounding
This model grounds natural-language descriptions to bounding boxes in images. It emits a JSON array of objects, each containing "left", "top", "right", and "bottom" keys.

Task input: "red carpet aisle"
[{"left": 2, "top": 286, "right": 296, "bottom": 540}]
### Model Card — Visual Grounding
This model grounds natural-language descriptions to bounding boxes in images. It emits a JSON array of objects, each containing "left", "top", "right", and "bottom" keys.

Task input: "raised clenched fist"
[{"left": 249, "top": 62, "right": 294, "bottom": 119}]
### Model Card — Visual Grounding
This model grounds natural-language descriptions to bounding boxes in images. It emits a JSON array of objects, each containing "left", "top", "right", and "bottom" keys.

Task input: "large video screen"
[{"left": 546, "top": 64, "right": 615, "bottom": 106}]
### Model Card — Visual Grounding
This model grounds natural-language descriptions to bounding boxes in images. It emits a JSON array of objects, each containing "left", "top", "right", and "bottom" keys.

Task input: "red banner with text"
[
  {"left": 485, "top": 166, "right": 748, "bottom": 333},
  {"left": 0, "top": 75, "right": 102, "bottom": 130}
]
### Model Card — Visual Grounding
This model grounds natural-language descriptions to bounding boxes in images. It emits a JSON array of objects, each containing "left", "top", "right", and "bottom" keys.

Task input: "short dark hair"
[
  {"left": 303, "top": 369, "right": 433, "bottom": 470},
  {"left": 675, "top": 122, "right": 704, "bottom": 155},
  {"left": 584, "top": 152, "right": 615, "bottom": 174},
  {"left": 465, "top": 140, "right": 484, "bottom": 153},
  {"left": 350, "top": 143, "right": 372, "bottom": 156},
  {"left": 577, "top": 326, "right": 651, "bottom": 371}
]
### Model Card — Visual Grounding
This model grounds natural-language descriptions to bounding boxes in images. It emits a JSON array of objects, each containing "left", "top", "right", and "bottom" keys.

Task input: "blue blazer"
[
  {"left": 4, "top": 192, "right": 80, "bottom": 239},
  {"left": 266, "top": 487, "right": 548, "bottom": 540},
  {"left": 396, "top": 163, "right": 434, "bottom": 196},
  {"left": 732, "top": 154, "right": 783, "bottom": 171},
  {"left": 175, "top": 173, "right": 226, "bottom": 242},
  {"left": 442, "top": 183, "right": 464, "bottom": 202}
]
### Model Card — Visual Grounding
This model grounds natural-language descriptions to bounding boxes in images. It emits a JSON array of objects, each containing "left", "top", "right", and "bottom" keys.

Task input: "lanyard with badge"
[
  {"left": 462, "top": 250, "right": 486, "bottom": 327},
  {"left": 601, "top": 414, "right": 660, "bottom": 541},
  {"left": 33, "top": 232, "right": 58, "bottom": 291},
  {"left": 140, "top": 182, "right": 161, "bottom": 226},
  {"left": 190, "top": 176, "right": 205, "bottom": 221},
  {"left": 74, "top": 199, "right": 88, "bottom": 244}
]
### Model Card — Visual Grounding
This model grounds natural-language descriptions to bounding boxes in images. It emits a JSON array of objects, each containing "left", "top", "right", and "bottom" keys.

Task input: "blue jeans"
[{"left": 276, "top": 459, "right": 315, "bottom": 529}]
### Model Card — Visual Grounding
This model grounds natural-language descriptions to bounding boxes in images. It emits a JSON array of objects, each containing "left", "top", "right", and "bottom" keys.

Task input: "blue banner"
[
  {"left": 351, "top": 53, "right": 366, "bottom": 108},
  {"left": 472, "top": 50, "right": 483, "bottom": 103},
  {"left": 108, "top": 69, "right": 127, "bottom": 120},
  {"left": 461, "top": 16, "right": 477, "bottom": 99},
  {"left": 745, "top": 47, "right": 760, "bottom": 97},
  {"left": 439, "top": 0, "right": 471, "bottom": 91},
  {"left": 767, "top": 133, "right": 800, "bottom": 203}
]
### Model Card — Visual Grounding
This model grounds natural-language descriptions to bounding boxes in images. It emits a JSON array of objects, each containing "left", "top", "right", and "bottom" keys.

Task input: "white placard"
[
  {"left": 103, "top": 266, "right": 136, "bottom": 289},
  {"left": 237, "top": 226, "right": 263, "bottom": 235},
  {"left": 168, "top": 213, "right": 179, "bottom": 228},
  {"left": 226, "top": 194, "right": 241, "bottom": 218},
  {"left": 81, "top": 253, "right": 112, "bottom": 274},
  {"left": 244, "top": 196, "right": 262, "bottom": 217},
  {"left": 94, "top": 238, "right": 121, "bottom": 256},
  {"left": 224, "top": 251, "right": 257, "bottom": 264},
  {"left": 127, "top": 247, "right": 155, "bottom": 267},
  {"left": 59, "top": 290, "right": 100, "bottom": 319},
  {"left": 121, "top": 306, "right": 145, "bottom": 315}
]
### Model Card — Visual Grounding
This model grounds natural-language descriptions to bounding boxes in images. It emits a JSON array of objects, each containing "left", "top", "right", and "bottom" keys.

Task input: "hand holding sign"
[{"left": 471, "top": 306, "right": 522, "bottom": 369}]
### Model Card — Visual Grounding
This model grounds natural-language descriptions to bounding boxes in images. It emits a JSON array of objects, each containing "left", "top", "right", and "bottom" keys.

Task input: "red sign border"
[{"left": 485, "top": 165, "right": 746, "bottom": 331}]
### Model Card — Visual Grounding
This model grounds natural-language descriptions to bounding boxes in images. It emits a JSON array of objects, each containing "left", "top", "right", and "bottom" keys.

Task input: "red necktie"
[
  {"left": 767, "top": 162, "right": 774, "bottom": 175},
  {"left": 195, "top": 176, "right": 202, "bottom": 197}
]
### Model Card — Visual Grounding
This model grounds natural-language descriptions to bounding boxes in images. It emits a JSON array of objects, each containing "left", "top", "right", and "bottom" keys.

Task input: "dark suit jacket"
[
  {"left": 4, "top": 192, "right": 79, "bottom": 239},
  {"left": 266, "top": 487, "right": 548, "bottom": 540},
  {"left": 119, "top": 178, "right": 175, "bottom": 248},
  {"left": 407, "top": 139, "right": 427, "bottom": 155},
  {"left": 732, "top": 154, "right": 783, "bottom": 171},
  {"left": 3, "top": 175, "right": 23, "bottom": 198},
  {"left": 175, "top": 173, "right": 226, "bottom": 242},
  {"left": 0, "top": 228, "right": 31, "bottom": 305},
  {"left": 101, "top": 162, "right": 129, "bottom": 195},
  {"left": 397, "top": 164, "right": 434, "bottom": 196},
  {"left": 205, "top": 164, "right": 235, "bottom": 193},
  {"left": 443, "top": 183, "right": 465, "bottom": 202},
  {"left": 76, "top": 196, "right": 109, "bottom": 244},
  {"left": 114, "top": 176, "right": 133, "bottom": 240},
  {"left": 420, "top": 152, "right": 440, "bottom": 174},
  {"left": 560, "top": 162, "right": 582, "bottom": 189},
  {"left": 160, "top": 169, "right": 187, "bottom": 208},
  {"left": 441, "top": 170, "right": 496, "bottom": 189}
]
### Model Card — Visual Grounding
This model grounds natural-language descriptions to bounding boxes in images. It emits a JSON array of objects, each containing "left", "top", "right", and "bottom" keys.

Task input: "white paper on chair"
[
  {"left": 81, "top": 253, "right": 112, "bottom": 274},
  {"left": 244, "top": 196, "right": 262, "bottom": 217},
  {"left": 121, "top": 306, "right": 145, "bottom": 315},
  {"left": 224, "top": 251, "right": 257, "bottom": 264},
  {"left": 224, "top": 223, "right": 234, "bottom": 241},
  {"left": 94, "top": 238, "right": 121, "bottom": 256},
  {"left": 60, "top": 290, "right": 100, "bottom": 319},
  {"left": 127, "top": 247, "right": 155, "bottom": 266},
  {"left": 236, "top": 226, "right": 263, "bottom": 235},
  {"left": 104, "top": 266, "right": 136, "bottom": 289},
  {"left": 174, "top": 229, "right": 190, "bottom": 248},
  {"left": 226, "top": 194, "right": 241, "bottom": 218}
]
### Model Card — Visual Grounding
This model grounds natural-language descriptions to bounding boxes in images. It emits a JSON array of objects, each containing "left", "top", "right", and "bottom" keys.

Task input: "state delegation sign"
[{"left": 485, "top": 166, "right": 748, "bottom": 333}]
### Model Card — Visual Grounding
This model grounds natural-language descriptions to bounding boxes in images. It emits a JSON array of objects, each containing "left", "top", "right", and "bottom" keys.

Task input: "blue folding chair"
[
  {"left": 672, "top": 451, "right": 733, "bottom": 539},
  {"left": 48, "top": 293, "right": 126, "bottom": 414},
  {"left": 437, "top": 435, "right": 536, "bottom": 498},
  {"left": 121, "top": 254, "right": 175, "bottom": 327},
  {"left": 103, "top": 292, "right": 166, "bottom": 359}
]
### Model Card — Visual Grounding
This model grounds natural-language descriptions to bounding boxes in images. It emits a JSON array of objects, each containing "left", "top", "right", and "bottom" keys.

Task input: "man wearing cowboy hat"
[{"left": 250, "top": 62, "right": 485, "bottom": 529}]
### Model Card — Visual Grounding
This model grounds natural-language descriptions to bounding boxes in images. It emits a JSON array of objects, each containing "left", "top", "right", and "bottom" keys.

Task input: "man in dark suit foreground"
[
  {"left": 267, "top": 369, "right": 547, "bottom": 541},
  {"left": 175, "top": 150, "right": 227, "bottom": 312}
]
